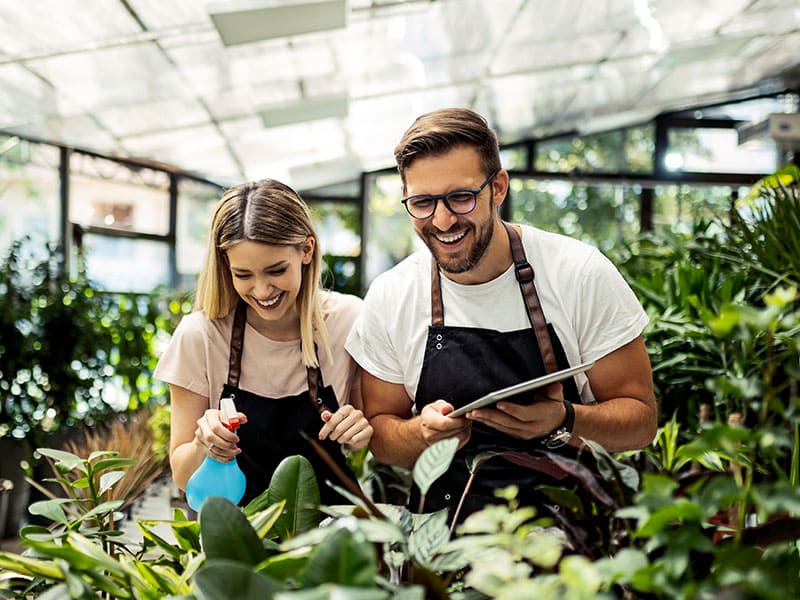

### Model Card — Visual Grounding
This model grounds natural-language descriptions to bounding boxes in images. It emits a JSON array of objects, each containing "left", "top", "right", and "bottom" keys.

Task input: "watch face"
[{"left": 544, "top": 429, "right": 571, "bottom": 449}]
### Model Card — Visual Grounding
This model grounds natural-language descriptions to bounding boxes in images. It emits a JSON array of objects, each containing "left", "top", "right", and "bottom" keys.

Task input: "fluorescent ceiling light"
[
  {"left": 259, "top": 94, "right": 349, "bottom": 128},
  {"left": 208, "top": 0, "right": 346, "bottom": 46}
]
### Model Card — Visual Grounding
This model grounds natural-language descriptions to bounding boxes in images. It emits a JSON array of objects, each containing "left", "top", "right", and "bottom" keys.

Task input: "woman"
[{"left": 155, "top": 179, "right": 372, "bottom": 506}]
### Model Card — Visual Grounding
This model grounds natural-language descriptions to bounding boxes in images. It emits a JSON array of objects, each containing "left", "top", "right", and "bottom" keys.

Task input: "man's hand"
[
  {"left": 465, "top": 382, "right": 565, "bottom": 441},
  {"left": 420, "top": 400, "right": 472, "bottom": 448}
]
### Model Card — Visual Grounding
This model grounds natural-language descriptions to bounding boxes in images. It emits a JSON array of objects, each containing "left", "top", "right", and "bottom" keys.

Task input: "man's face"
[{"left": 403, "top": 145, "right": 502, "bottom": 276}]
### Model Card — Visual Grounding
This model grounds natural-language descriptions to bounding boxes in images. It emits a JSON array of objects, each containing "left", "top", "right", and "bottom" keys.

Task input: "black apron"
[
  {"left": 221, "top": 301, "right": 356, "bottom": 507},
  {"left": 410, "top": 222, "right": 581, "bottom": 518}
]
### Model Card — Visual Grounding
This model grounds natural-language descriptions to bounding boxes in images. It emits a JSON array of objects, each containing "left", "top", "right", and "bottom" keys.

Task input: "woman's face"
[{"left": 226, "top": 238, "right": 314, "bottom": 327}]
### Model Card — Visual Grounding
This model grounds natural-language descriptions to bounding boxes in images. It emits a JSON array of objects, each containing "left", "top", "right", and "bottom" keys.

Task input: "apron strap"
[
  {"left": 306, "top": 362, "right": 327, "bottom": 416},
  {"left": 503, "top": 222, "right": 558, "bottom": 374},
  {"left": 430, "top": 255, "right": 445, "bottom": 326},
  {"left": 227, "top": 301, "right": 247, "bottom": 388}
]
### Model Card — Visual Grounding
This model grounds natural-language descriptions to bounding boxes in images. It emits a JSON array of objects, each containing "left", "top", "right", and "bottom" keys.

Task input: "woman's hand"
[
  {"left": 318, "top": 404, "right": 373, "bottom": 450},
  {"left": 193, "top": 408, "right": 248, "bottom": 462}
]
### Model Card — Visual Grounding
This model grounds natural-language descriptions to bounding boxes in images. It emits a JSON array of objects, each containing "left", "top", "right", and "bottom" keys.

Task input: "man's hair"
[
  {"left": 194, "top": 178, "right": 330, "bottom": 367},
  {"left": 394, "top": 108, "right": 502, "bottom": 184}
]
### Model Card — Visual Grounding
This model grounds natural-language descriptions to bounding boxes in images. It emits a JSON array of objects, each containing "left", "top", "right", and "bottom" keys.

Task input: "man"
[{"left": 346, "top": 108, "right": 657, "bottom": 518}]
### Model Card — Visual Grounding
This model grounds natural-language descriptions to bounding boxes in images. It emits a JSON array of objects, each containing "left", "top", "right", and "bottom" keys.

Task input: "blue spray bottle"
[{"left": 185, "top": 396, "right": 247, "bottom": 512}]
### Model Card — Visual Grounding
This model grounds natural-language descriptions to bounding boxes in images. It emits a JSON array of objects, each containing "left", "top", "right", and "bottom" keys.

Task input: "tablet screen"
[{"left": 448, "top": 360, "right": 594, "bottom": 418}]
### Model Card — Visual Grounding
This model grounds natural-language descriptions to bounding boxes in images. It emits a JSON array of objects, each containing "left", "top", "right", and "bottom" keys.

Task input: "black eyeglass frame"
[{"left": 401, "top": 171, "right": 498, "bottom": 219}]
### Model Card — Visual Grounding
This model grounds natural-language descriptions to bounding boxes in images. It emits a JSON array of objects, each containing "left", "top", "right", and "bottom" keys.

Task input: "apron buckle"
[{"left": 514, "top": 260, "right": 534, "bottom": 283}]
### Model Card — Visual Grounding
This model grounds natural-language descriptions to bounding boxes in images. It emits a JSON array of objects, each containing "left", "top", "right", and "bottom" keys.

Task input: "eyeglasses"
[{"left": 401, "top": 171, "right": 498, "bottom": 219}]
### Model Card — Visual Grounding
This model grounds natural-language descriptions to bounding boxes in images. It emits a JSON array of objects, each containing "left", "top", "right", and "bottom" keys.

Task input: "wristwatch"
[{"left": 541, "top": 400, "right": 574, "bottom": 449}]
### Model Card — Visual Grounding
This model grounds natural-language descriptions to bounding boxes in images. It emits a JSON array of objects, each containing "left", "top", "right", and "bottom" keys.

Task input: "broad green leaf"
[
  {"left": 62, "top": 560, "right": 94, "bottom": 598},
  {"left": 242, "top": 487, "right": 272, "bottom": 516},
  {"left": 584, "top": 438, "right": 640, "bottom": 491},
  {"left": 19, "top": 524, "right": 57, "bottom": 543},
  {"left": 412, "top": 438, "right": 459, "bottom": 495},
  {"left": 99, "top": 470, "right": 127, "bottom": 496},
  {"left": 267, "top": 455, "right": 321, "bottom": 538},
  {"left": 67, "top": 532, "right": 134, "bottom": 578},
  {"left": 753, "top": 481, "right": 800, "bottom": 516},
  {"left": 256, "top": 549, "right": 310, "bottom": 582},
  {"left": 594, "top": 547, "right": 650, "bottom": 584},
  {"left": 179, "top": 552, "right": 207, "bottom": 591},
  {"left": 79, "top": 500, "right": 125, "bottom": 523},
  {"left": 88, "top": 450, "right": 119, "bottom": 462},
  {"left": 133, "top": 560, "right": 182, "bottom": 596},
  {"left": 250, "top": 501, "right": 286, "bottom": 539},
  {"left": 636, "top": 500, "right": 703, "bottom": 538},
  {"left": 559, "top": 554, "right": 601, "bottom": 595},
  {"left": 194, "top": 559, "right": 283, "bottom": 600},
  {"left": 22, "top": 537, "right": 100, "bottom": 571},
  {"left": 138, "top": 521, "right": 188, "bottom": 560},
  {"left": 200, "top": 497, "right": 268, "bottom": 565},
  {"left": 0, "top": 552, "right": 67, "bottom": 579},
  {"left": 300, "top": 527, "right": 377, "bottom": 588},
  {"left": 28, "top": 498, "right": 72, "bottom": 525},
  {"left": 171, "top": 519, "right": 202, "bottom": 553},
  {"left": 279, "top": 524, "right": 338, "bottom": 552},
  {"left": 36, "top": 448, "right": 86, "bottom": 473},
  {"left": 466, "top": 451, "right": 502, "bottom": 473},
  {"left": 408, "top": 510, "right": 450, "bottom": 568},
  {"left": 349, "top": 518, "right": 405, "bottom": 545}
]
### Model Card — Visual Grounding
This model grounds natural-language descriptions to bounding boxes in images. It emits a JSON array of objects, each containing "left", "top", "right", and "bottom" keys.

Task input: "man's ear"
[{"left": 492, "top": 169, "right": 510, "bottom": 208}]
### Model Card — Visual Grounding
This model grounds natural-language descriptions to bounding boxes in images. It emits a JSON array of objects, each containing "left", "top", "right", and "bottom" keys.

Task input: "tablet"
[{"left": 448, "top": 360, "right": 595, "bottom": 418}]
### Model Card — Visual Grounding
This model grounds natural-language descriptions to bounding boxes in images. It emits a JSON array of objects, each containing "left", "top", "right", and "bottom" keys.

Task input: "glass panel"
[
  {"left": 534, "top": 126, "right": 654, "bottom": 174},
  {"left": 665, "top": 127, "right": 779, "bottom": 174},
  {"left": 652, "top": 185, "right": 736, "bottom": 235},
  {"left": 0, "top": 136, "right": 60, "bottom": 257},
  {"left": 501, "top": 146, "right": 527, "bottom": 170},
  {"left": 304, "top": 180, "right": 360, "bottom": 197},
  {"left": 308, "top": 200, "right": 362, "bottom": 295},
  {"left": 509, "top": 178, "right": 641, "bottom": 251},
  {"left": 364, "top": 172, "right": 421, "bottom": 287},
  {"left": 79, "top": 234, "right": 170, "bottom": 293},
  {"left": 176, "top": 178, "right": 221, "bottom": 290},
  {"left": 69, "top": 152, "right": 171, "bottom": 235}
]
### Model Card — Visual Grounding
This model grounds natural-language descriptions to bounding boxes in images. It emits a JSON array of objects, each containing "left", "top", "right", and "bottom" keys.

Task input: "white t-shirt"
[
  {"left": 345, "top": 224, "right": 648, "bottom": 405},
  {"left": 155, "top": 291, "right": 363, "bottom": 409}
]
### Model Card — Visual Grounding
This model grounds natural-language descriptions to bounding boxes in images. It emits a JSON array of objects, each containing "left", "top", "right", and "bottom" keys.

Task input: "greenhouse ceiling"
[{"left": 0, "top": 0, "right": 798, "bottom": 190}]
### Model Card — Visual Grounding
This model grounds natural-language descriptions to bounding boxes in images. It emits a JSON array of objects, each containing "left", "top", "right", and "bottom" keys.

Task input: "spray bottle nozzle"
[{"left": 220, "top": 396, "right": 240, "bottom": 432}]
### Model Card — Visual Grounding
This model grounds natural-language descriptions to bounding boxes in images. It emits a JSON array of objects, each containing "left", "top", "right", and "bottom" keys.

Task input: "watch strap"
[
  {"left": 562, "top": 399, "right": 575, "bottom": 433},
  {"left": 541, "top": 399, "right": 574, "bottom": 449}
]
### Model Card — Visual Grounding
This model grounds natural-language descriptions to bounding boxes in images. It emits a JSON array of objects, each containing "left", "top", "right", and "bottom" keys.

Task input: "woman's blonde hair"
[{"left": 195, "top": 179, "right": 330, "bottom": 367}]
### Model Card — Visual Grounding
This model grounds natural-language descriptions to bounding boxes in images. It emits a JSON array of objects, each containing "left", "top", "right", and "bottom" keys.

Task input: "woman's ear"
[{"left": 301, "top": 236, "right": 315, "bottom": 264}]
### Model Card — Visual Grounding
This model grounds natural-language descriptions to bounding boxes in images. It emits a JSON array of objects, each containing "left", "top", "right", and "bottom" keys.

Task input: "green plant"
[
  {"left": 58, "top": 409, "right": 169, "bottom": 512},
  {"left": 729, "top": 163, "right": 800, "bottom": 287},
  {"left": 0, "top": 239, "right": 181, "bottom": 445},
  {"left": 2, "top": 281, "right": 799, "bottom": 598},
  {"left": 0, "top": 451, "right": 320, "bottom": 598}
]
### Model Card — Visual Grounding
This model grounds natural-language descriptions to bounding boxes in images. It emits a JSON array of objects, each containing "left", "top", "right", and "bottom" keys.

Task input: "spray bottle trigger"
[{"left": 220, "top": 396, "right": 240, "bottom": 431}]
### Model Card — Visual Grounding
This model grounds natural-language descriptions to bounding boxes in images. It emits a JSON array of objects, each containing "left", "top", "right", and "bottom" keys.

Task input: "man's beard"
[{"left": 420, "top": 216, "right": 495, "bottom": 275}]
